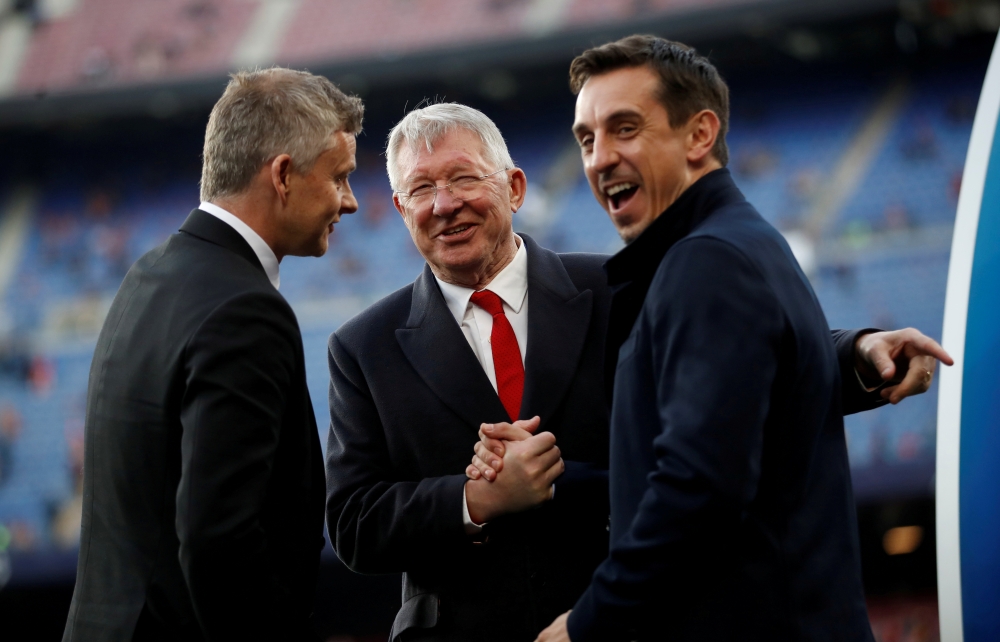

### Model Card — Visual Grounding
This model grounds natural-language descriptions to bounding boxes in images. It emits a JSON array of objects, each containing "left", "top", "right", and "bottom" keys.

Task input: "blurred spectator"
[
  {"left": 844, "top": 218, "right": 874, "bottom": 248},
  {"left": 788, "top": 167, "right": 820, "bottom": 201},
  {"left": 884, "top": 202, "right": 913, "bottom": 231},
  {"left": 8, "top": 520, "right": 38, "bottom": 551},
  {"left": 28, "top": 355, "right": 55, "bottom": 396},
  {"left": 897, "top": 431, "right": 923, "bottom": 462},
  {"left": 340, "top": 254, "right": 365, "bottom": 278},
  {"left": 0, "top": 338, "right": 31, "bottom": 384},
  {"left": 52, "top": 427, "right": 85, "bottom": 549},
  {"left": 0, "top": 404, "right": 23, "bottom": 486},
  {"left": 735, "top": 145, "right": 778, "bottom": 179},
  {"left": 950, "top": 170, "right": 963, "bottom": 201},
  {"left": 868, "top": 595, "right": 939, "bottom": 642},
  {"left": 81, "top": 46, "right": 114, "bottom": 83},
  {"left": 133, "top": 34, "right": 168, "bottom": 78},
  {"left": 831, "top": 262, "right": 857, "bottom": 291},
  {"left": 362, "top": 187, "right": 389, "bottom": 228},
  {"left": 86, "top": 188, "right": 115, "bottom": 220}
]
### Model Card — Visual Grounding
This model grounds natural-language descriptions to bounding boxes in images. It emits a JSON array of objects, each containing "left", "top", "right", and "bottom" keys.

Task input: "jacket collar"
[
  {"left": 179, "top": 208, "right": 268, "bottom": 279},
  {"left": 604, "top": 167, "right": 744, "bottom": 287}
]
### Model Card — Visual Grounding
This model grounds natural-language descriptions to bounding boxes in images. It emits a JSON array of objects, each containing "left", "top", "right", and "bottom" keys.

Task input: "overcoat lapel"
[
  {"left": 519, "top": 235, "right": 593, "bottom": 425},
  {"left": 396, "top": 265, "right": 510, "bottom": 429}
]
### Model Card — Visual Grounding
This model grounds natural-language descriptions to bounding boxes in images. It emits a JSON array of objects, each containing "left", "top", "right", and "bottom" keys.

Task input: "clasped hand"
[{"left": 463, "top": 416, "right": 563, "bottom": 524}]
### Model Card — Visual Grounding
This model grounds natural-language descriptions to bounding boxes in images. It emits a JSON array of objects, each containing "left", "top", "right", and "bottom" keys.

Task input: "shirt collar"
[
  {"left": 435, "top": 234, "right": 528, "bottom": 323},
  {"left": 199, "top": 201, "right": 281, "bottom": 290},
  {"left": 604, "top": 168, "right": 743, "bottom": 288}
]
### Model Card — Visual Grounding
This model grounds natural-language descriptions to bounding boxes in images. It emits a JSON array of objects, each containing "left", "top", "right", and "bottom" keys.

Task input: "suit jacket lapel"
[
  {"left": 395, "top": 265, "right": 510, "bottom": 429},
  {"left": 519, "top": 235, "right": 593, "bottom": 425}
]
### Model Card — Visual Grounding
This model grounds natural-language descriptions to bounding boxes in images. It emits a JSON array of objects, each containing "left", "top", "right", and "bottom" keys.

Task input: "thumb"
[
  {"left": 513, "top": 416, "right": 541, "bottom": 434},
  {"left": 867, "top": 346, "right": 897, "bottom": 381}
]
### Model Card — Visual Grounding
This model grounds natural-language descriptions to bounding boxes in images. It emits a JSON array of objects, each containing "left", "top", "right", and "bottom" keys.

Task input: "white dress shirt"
[
  {"left": 199, "top": 201, "right": 281, "bottom": 290},
  {"left": 435, "top": 236, "right": 528, "bottom": 533},
  {"left": 435, "top": 236, "right": 528, "bottom": 390}
]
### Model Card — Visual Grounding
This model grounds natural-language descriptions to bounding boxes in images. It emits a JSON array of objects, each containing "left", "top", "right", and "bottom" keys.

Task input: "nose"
[
  {"left": 431, "top": 185, "right": 462, "bottom": 218},
  {"left": 340, "top": 182, "right": 359, "bottom": 215},
  {"left": 590, "top": 131, "right": 620, "bottom": 176}
]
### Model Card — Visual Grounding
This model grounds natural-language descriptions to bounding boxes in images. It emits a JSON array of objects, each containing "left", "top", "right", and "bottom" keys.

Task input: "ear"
[
  {"left": 507, "top": 168, "right": 527, "bottom": 212},
  {"left": 270, "top": 154, "right": 294, "bottom": 205},
  {"left": 392, "top": 192, "right": 408, "bottom": 219},
  {"left": 686, "top": 110, "right": 721, "bottom": 165}
]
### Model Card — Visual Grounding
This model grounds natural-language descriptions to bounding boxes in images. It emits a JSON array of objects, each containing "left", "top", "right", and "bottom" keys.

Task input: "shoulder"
[
  {"left": 557, "top": 251, "right": 610, "bottom": 280},
  {"left": 689, "top": 201, "right": 789, "bottom": 264},
  {"left": 547, "top": 250, "right": 612, "bottom": 297},
  {"left": 333, "top": 282, "right": 414, "bottom": 350},
  {"left": 650, "top": 233, "right": 776, "bottom": 312}
]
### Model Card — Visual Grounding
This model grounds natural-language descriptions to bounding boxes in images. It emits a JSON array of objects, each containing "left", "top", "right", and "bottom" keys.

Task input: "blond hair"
[{"left": 200, "top": 68, "right": 364, "bottom": 201}]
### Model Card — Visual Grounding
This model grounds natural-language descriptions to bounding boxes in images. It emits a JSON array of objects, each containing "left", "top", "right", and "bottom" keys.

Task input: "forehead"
[
  {"left": 396, "top": 128, "right": 489, "bottom": 181},
  {"left": 318, "top": 131, "right": 357, "bottom": 169},
  {"left": 573, "top": 65, "right": 664, "bottom": 128}
]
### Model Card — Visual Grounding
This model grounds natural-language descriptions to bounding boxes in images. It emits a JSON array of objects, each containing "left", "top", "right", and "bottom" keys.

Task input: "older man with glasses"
[{"left": 324, "top": 102, "right": 939, "bottom": 642}]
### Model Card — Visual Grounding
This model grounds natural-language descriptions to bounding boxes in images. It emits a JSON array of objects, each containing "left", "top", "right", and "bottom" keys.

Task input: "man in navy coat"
[{"left": 528, "top": 36, "right": 953, "bottom": 641}]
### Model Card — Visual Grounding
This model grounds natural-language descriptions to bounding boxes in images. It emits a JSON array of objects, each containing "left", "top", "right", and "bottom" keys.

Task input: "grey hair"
[
  {"left": 200, "top": 67, "right": 364, "bottom": 202},
  {"left": 385, "top": 103, "right": 514, "bottom": 190}
]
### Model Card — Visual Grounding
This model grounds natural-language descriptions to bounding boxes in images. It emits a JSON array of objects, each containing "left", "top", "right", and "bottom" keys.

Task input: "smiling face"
[
  {"left": 392, "top": 127, "right": 525, "bottom": 288},
  {"left": 278, "top": 130, "right": 358, "bottom": 257},
  {"left": 573, "top": 65, "right": 720, "bottom": 243}
]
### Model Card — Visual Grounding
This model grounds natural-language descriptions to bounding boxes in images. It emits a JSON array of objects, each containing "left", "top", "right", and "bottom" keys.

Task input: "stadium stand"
[
  {"left": 14, "top": 0, "right": 257, "bottom": 94},
  {"left": 0, "top": 60, "right": 983, "bottom": 568}
]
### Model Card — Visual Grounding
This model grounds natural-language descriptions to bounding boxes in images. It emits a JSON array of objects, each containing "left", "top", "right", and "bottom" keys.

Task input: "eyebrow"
[
  {"left": 404, "top": 162, "right": 478, "bottom": 184},
  {"left": 573, "top": 107, "right": 644, "bottom": 138}
]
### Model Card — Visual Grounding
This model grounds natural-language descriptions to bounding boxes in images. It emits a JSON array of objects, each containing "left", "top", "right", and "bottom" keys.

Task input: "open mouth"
[
  {"left": 606, "top": 182, "right": 639, "bottom": 210},
  {"left": 441, "top": 224, "right": 474, "bottom": 238}
]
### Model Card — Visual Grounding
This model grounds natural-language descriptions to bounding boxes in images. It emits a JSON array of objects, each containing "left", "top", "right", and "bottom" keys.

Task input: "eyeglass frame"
[{"left": 393, "top": 167, "right": 512, "bottom": 209}]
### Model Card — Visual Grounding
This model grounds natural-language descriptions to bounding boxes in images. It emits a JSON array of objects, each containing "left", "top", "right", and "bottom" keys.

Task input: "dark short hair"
[{"left": 569, "top": 35, "right": 730, "bottom": 166}]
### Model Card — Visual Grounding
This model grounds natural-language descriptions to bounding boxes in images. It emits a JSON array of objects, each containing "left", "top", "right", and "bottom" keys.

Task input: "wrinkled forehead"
[{"left": 395, "top": 127, "right": 490, "bottom": 180}]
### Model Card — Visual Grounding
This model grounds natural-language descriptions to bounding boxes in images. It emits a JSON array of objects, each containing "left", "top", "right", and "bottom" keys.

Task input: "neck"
[
  {"left": 211, "top": 193, "right": 284, "bottom": 261},
  {"left": 434, "top": 233, "right": 519, "bottom": 290}
]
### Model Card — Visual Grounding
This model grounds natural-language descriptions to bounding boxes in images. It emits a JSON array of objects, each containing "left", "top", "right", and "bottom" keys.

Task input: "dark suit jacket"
[
  {"left": 325, "top": 231, "right": 879, "bottom": 641},
  {"left": 326, "top": 235, "right": 613, "bottom": 641},
  {"left": 64, "top": 209, "right": 326, "bottom": 642},
  {"left": 567, "top": 169, "right": 878, "bottom": 641}
]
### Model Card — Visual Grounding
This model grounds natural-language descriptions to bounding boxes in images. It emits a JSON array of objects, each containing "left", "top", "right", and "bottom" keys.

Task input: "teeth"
[
  {"left": 606, "top": 183, "right": 636, "bottom": 196},
  {"left": 444, "top": 225, "right": 470, "bottom": 236}
]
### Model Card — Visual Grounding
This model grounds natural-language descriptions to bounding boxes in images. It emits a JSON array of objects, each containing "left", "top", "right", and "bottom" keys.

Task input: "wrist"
[
  {"left": 853, "top": 331, "right": 883, "bottom": 386},
  {"left": 465, "top": 479, "right": 498, "bottom": 524}
]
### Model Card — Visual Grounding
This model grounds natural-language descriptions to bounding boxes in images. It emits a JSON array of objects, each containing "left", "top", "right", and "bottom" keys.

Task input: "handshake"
[{"left": 463, "top": 416, "right": 563, "bottom": 525}]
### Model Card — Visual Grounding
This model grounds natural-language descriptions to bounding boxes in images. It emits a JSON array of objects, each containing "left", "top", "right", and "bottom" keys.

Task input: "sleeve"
[
  {"left": 325, "top": 331, "right": 469, "bottom": 575},
  {"left": 553, "top": 461, "right": 609, "bottom": 508},
  {"left": 567, "top": 238, "right": 785, "bottom": 642},
  {"left": 174, "top": 292, "right": 303, "bottom": 641},
  {"left": 831, "top": 328, "right": 889, "bottom": 415}
]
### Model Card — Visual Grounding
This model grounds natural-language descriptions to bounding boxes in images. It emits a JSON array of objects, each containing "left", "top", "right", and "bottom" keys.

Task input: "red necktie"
[{"left": 470, "top": 290, "right": 524, "bottom": 421}]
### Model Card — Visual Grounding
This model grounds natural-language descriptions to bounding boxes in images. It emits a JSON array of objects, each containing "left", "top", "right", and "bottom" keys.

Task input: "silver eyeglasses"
[{"left": 395, "top": 168, "right": 510, "bottom": 209}]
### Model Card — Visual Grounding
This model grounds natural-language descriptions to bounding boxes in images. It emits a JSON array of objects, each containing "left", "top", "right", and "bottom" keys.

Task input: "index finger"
[
  {"left": 482, "top": 421, "right": 535, "bottom": 442},
  {"left": 900, "top": 332, "right": 954, "bottom": 366},
  {"left": 521, "top": 431, "right": 558, "bottom": 457}
]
